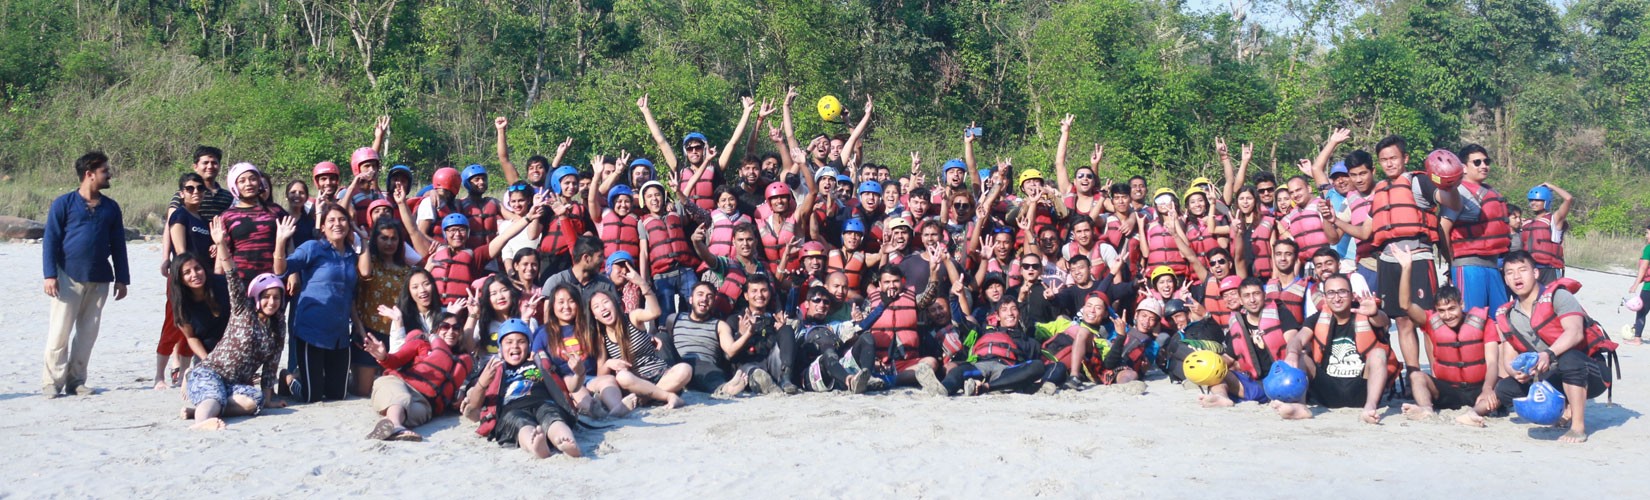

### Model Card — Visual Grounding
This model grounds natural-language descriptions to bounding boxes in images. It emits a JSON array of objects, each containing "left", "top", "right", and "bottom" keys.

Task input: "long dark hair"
[
  {"left": 547, "top": 283, "right": 592, "bottom": 360},
  {"left": 368, "top": 215, "right": 409, "bottom": 267},
  {"left": 582, "top": 288, "right": 633, "bottom": 364},
  {"left": 168, "top": 253, "right": 220, "bottom": 329},
  {"left": 1233, "top": 185, "right": 1263, "bottom": 276},
  {"left": 474, "top": 274, "right": 521, "bottom": 333},
  {"left": 399, "top": 268, "right": 439, "bottom": 332}
]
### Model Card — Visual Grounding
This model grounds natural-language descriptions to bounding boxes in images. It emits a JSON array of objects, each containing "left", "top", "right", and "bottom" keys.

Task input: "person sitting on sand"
[
  {"left": 1390, "top": 246, "right": 1501, "bottom": 426},
  {"left": 589, "top": 283, "right": 691, "bottom": 409},
  {"left": 1285, "top": 274, "right": 1393, "bottom": 424},
  {"left": 181, "top": 219, "right": 289, "bottom": 430},
  {"left": 728, "top": 275, "right": 800, "bottom": 395},
  {"left": 1491, "top": 251, "right": 1617, "bottom": 444},
  {"left": 462, "top": 319, "right": 582, "bottom": 458},
  {"left": 162, "top": 253, "right": 229, "bottom": 389},
  {"left": 361, "top": 308, "right": 474, "bottom": 442},
  {"left": 1202, "top": 278, "right": 1293, "bottom": 408},
  {"left": 942, "top": 299, "right": 1050, "bottom": 396},
  {"left": 656, "top": 282, "right": 749, "bottom": 398}
]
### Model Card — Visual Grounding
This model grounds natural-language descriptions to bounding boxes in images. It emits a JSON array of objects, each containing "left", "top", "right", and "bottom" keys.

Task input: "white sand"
[{"left": 1, "top": 241, "right": 1645, "bottom": 497}]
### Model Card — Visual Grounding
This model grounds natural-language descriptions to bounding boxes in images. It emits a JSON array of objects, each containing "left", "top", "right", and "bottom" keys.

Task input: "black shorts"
[
  {"left": 1430, "top": 377, "right": 1481, "bottom": 411},
  {"left": 1310, "top": 374, "right": 1368, "bottom": 409},
  {"left": 1377, "top": 258, "right": 1436, "bottom": 318},
  {"left": 351, "top": 331, "right": 392, "bottom": 367},
  {"left": 492, "top": 401, "right": 569, "bottom": 447}
]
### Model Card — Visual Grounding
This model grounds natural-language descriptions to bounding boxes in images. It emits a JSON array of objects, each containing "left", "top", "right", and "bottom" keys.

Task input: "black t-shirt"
[
  {"left": 1053, "top": 280, "right": 1102, "bottom": 318},
  {"left": 1013, "top": 283, "right": 1060, "bottom": 326},
  {"left": 1302, "top": 312, "right": 1368, "bottom": 408},
  {"left": 181, "top": 275, "right": 232, "bottom": 353}
]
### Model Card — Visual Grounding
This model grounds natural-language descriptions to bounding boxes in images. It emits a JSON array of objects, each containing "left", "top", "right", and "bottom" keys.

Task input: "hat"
[
  {"left": 226, "top": 163, "right": 262, "bottom": 201},
  {"left": 1218, "top": 275, "right": 1242, "bottom": 294},
  {"left": 885, "top": 216, "right": 912, "bottom": 232},
  {"left": 1329, "top": 161, "right": 1349, "bottom": 178},
  {"left": 1017, "top": 169, "right": 1044, "bottom": 187},
  {"left": 441, "top": 213, "right": 470, "bottom": 231},
  {"left": 765, "top": 182, "right": 793, "bottom": 199},
  {"left": 606, "top": 251, "right": 634, "bottom": 271},
  {"left": 943, "top": 159, "right": 967, "bottom": 173},
  {"left": 801, "top": 241, "right": 826, "bottom": 258},
  {"left": 247, "top": 272, "right": 286, "bottom": 300},
  {"left": 815, "top": 167, "right": 838, "bottom": 180},
  {"left": 682, "top": 132, "right": 708, "bottom": 148},
  {"left": 629, "top": 158, "right": 654, "bottom": 169}
]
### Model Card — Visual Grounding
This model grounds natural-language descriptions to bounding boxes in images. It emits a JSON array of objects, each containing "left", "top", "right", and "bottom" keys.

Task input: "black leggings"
[
  {"left": 800, "top": 333, "right": 877, "bottom": 390},
  {"left": 1634, "top": 289, "right": 1650, "bottom": 338},
  {"left": 293, "top": 338, "right": 350, "bottom": 403},
  {"left": 1493, "top": 350, "right": 1609, "bottom": 411},
  {"left": 940, "top": 359, "right": 1046, "bottom": 395},
  {"left": 733, "top": 325, "right": 798, "bottom": 385}
]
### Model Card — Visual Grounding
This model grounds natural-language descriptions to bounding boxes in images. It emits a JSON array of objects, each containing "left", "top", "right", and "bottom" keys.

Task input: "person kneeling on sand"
[
  {"left": 1282, "top": 274, "right": 1394, "bottom": 424},
  {"left": 1491, "top": 251, "right": 1617, "bottom": 444},
  {"left": 362, "top": 308, "right": 474, "bottom": 442},
  {"left": 181, "top": 224, "right": 290, "bottom": 430},
  {"left": 1390, "top": 247, "right": 1501, "bottom": 426},
  {"left": 462, "top": 319, "right": 582, "bottom": 458}
]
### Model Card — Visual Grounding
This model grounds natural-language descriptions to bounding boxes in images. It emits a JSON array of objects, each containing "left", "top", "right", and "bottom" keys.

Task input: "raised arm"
[
  {"left": 719, "top": 96, "right": 757, "bottom": 169},
  {"left": 637, "top": 94, "right": 680, "bottom": 170},
  {"left": 1548, "top": 183, "right": 1575, "bottom": 228},
  {"left": 1309, "top": 128, "right": 1352, "bottom": 188},
  {"left": 272, "top": 216, "right": 298, "bottom": 276},
  {"left": 1055, "top": 114, "right": 1074, "bottom": 193},
  {"left": 842, "top": 96, "right": 875, "bottom": 159},
  {"left": 781, "top": 86, "right": 802, "bottom": 156},
  {"left": 962, "top": 122, "right": 978, "bottom": 173},
  {"left": 494, "top": 117, "right": 521, "bottom": 185},
  {"left": 371, "top": 115, "right": 390, "bottom": 156}
]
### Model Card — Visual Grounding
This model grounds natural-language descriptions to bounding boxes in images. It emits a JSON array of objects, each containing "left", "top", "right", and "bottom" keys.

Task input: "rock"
[
  {"left": 0, "top": 216, "right": 45, "bottom": 239},
  {"left": 125, "top": 227, "right": 144, "bottom": 241}
]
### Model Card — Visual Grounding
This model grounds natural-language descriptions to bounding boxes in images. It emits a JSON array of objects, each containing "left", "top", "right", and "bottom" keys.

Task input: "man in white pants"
[{"left": 41, "top": 152, "right": 129, "bottom": 397}]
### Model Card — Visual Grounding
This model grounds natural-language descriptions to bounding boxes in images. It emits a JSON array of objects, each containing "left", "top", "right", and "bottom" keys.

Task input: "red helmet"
[
  {"left": 432, "top": 167, "right": 461, "bottom": 194},
  {"left": 765, "top": 181, "right": 794, "bottom": 199},
  {"left": 1425, "top": 149, "right": 1464, "bottom": 190},
  {"left": 312, "top": 161, "right": 341, "bottom": 180},
  {"left": 349, "top": 147, "right": 381, "bottom": 175}
]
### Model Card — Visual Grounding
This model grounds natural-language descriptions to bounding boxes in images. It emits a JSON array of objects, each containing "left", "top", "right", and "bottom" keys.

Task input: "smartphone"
[{"left": 966, "top": 127, "right": 983, "bottom": 138}]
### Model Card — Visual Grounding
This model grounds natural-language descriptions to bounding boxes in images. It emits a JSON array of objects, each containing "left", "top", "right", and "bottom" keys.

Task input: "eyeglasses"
[
  {"left": 1471, "top": 158, "right": 1491, "bottom": 166},
  {"left": 808, "top": 296, "right": 830, "bottom": 304},
  {"left": 1020, "top": 261, "right": 1039, "bottom": 268},
  {"left": 436, "top": 322, "right": 459, "bottom": 331},
  {"left": 685, "top": 145, "right": 706, "bottom": 152},
  {"left": 954, "top": 203, "right": 972, "bottom": 210},
  {"left": 181, "top": 185, "right": 204, "bottom": 193},
  {"left": 1324, "top": 289, "right": 1352, "bottom": 297}
]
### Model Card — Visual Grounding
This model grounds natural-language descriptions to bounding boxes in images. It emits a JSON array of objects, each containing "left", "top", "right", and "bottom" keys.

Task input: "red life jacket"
[
  {"left": 538, "top": 203, "right": 587, "bottom": 257},
  {"left": 1233, "top": 215, "right": 1275, "bottom": 280},
  {"left": 1370, "top": 172, "right": 1440, "bottom": 248},
  {"left": 458, "top": 196, "right": 502, "bottom": 249},
  {"left": 1101, "top": 213, "right": 1136, "bottom": 250},
  {"left": 1144, "top": 223, "right": 1189, "bottom": 277},
  {"left": 707, "top": 211, "right": 750, "bottom": 259},
  {"left": 706, "top": 259, "right": 750, "bottom": 315},
  {"left": 868, "top": 292, "right": 921, "bottom": 363},
  {"left": 1228, "top": 307, "right": 1289, "bottom": 379},
  {"left": 1308, "top": 311, "right": 1399, "bottom": 380},
  {"left": 678, "top": 166, "right": 717, "bottom": 212},
  {"left": 1185, "top": 214, "right": 1227, "bottom": 266},
  {"left": 426, "top": 245, "right": 477, "bottom": 306},
  {"left": 1016, "top": 203, "right": 1059, "bottom": 248},
  {"left": 473, "top": 355, "right": 576, "bottom": 438},
  {"left": 1203, "top": 279, "right": 1232, "bottom": 327},
  {"left": 390, "top": 335, "right": 475, "bottom": 415},
  {"left": 1062, "top": 240, "right": 1105, "bottom": 280},
  {"left": 1521, "top": 214, "right": 1565, "bottom": 268},
  {"left": 758, "top": 214, "right": 800, "bottom": 272},
  {"left": 1283, "top": 200, "right": 1333, "bottom": 260},
  {"left": 1042, "top": 321, "right": 1105, "bottom": 380},
  {"left": 827, "top": 250, "right": 869, "bottom": 290},
  {"left": 1063, "top": 191, "right": 1105, "bottom": 214},
  {"left": 1347, "top": 193, "right": 1376, "bottom": 258},
  {"left": 1267, "top": 277, "right": 1308, "bottom": 324},
  {"left": 599, "top": 209, "right": 641, "bottom": 259},
  {"left": 1425, "top": 308, "right": 1491, "bottom": 385},
  {"left": 1448, "top": 182, "right": 1511, "bottom": 258},
  {"left": 641, "top": 212, "right": 699, "bottom": 274},
  {"left": 971, "top": 331, "right": 1020, "bottom": 364},
  {"left": 423, "top": 199, "right": 459, "bottom": 239},
  {"left": 1495, "top": 279, "right": 1618, "bottom": 357}
]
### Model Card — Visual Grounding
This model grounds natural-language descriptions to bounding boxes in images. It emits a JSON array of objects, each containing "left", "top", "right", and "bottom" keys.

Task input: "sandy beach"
[{"left": 1, "top": 241, "right": 1644, "bottom": 497}]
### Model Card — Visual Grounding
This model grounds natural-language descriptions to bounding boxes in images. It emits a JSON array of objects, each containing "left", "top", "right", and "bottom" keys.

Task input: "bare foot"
[
  {"left": 1200, "top": 394, "right": 1234, "bottom": 408},
  {"left": 1276, "top": 403, "right": 1312, "bottom": 420},
  {"left": 1454, "top": 412, "right": 1486, "bottom": 427},
  {"left": 554, "top": 435, "right": 582, "bottom": 457},
  {"left": 179, "top": 407, "right": 195, "bottom": 420},
  {"left": 154, "top": 381, "right": 171, "bottom": 390},
  {"left": 622, "top": 393, "right": 641, "bottom": 411},
  {"left": 388, "top": 429, "right": 424, "bottom": 442},
  {"left": 1401, "top": 403, "right": 1435, "bottom": 421},
  {"left": 661, "top": 392, "right": 685, "bottom": 409},
  {"left": 1361, "top": 409, "right": 1383, "bottom": 425},
  {"left": 1559, "top": 429, "right": 1589, "bottom": 444},
  {"left": 522, "top": 428, "right": 551, "bottom": 458},
  {"left": 189, "top": 417, "right": 226, "bottom": 431},
  {"left": 715, "top": 371, "right": 749, "bottom": 398}
]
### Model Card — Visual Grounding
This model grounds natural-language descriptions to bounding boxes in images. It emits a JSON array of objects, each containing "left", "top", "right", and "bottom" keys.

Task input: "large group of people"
[{"left": 40, "top": 89, "right": 1644, "bottom": 455}]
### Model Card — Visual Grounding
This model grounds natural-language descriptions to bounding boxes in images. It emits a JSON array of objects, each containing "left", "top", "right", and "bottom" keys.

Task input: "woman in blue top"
[{"left": 274, "top": 202, "right": 360, "bottom": 403}]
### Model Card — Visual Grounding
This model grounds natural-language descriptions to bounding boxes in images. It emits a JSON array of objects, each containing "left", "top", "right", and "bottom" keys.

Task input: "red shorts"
[
  {"left": 156, "top": 296, "right": 189, "bottom": 357},
  {"left": 893, "top": 357, "right": 929, "bottom": 373}
]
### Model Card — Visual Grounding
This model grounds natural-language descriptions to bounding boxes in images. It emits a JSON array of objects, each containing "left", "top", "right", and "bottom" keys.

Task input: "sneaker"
[
  {"left": 42, "top": 384, "right": 60, "bottom": 399},
  {"left": 275, "top": 369, "right": 293, "bottom": 397},
  {"left": 1038, "top": 381, "right": 1058, "bottom": 395},
  {"left": 781, "top": 383, "right": 801, "bottom": 395},
  {"left": 847, "top": 370, "right": 872, "bottom": 394},
  {"left": 914, "top": 368, "right": 946, "bottom": 397},
  {"left": 962, "top": 379, "right": 981, "bottom": 397},
  {"left": 749, "top": 369, "right": 780, "bottom": 395},
  {"left": 866, "top": 375, "right": 888, "bottom": 392},
  {"left": 72, "top": 385, "right": 95, "bottom": 396}
]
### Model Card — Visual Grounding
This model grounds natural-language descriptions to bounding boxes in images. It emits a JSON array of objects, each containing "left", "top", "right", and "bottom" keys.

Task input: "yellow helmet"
[
  {"left": 1152, "top": 187, "right": 1177, "bottom": 202},
  {"left": 1190, "top": 176, "right": 1213, "bottom": 189},
  {"left": 817, "top": 95, "right": 843, "bottom": 123},
  {"left": 1017, "top": 169, "right": 1045, "bottom": 188},
  {"left": 1149, "top": 265, "right": 1177, "bottom": 283},
  {"left": 1183, "top": 186, "right": 1207, "bottom": 203},
  {"left": 1183, "top": 350, "right": 1228, "bottom": 387}
]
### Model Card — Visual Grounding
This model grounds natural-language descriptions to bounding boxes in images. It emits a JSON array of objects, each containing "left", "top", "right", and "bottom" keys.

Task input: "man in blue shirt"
[{"left": 41, "top": 152, "right": 129, "bottom": 398}]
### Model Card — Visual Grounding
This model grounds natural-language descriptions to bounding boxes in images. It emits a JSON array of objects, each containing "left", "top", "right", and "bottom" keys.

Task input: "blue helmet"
[
  {"left": 1514, "top": 380, "right": 1567, "bottom": 425},
  {"left": 1510, "top": 351, "right": 1541, "bottom": 375},
  {"left": 1527, "top": 185, "right": 1554, "bottom": 203},
  {"left": 836, "top": 174, "right": 852, "bottom": 185},
  {"left": 843, "top": 218, "right": 867, "bottom": 233},
  {"left": 978, "top": 168, "right": 992, "bottom": 181},
  {"left": 550, "top": 165, "right": 580, "bottom": 195},
  {"left": 943, "top": 159, "right": 967, "bottom": 173},
  {"left": 857, "top": 180, "right": 883, "bottom": 195},
  {"left": 629, "top": 157, "right": 654, "bottom": 169},
  {"left": 387, "top": 164, "right": 414, "bottom": 181},
  {"left": 497, "top": 318, "right": 533, "bottom": 344},
  {"left": 441, "top": 213, "right": 470, "bottom": 231},
  {"left": 461, "top": 164, "right": 487, "bottom": 182},
  {"left": 607, "top": 184, "right": 635, "bottom": 208},
  {"left": 682, "top": 132, "right": 708, "bottom": 148},
  {"left": 1262, "top": 361, "right": 1309, "bottom": 403}
]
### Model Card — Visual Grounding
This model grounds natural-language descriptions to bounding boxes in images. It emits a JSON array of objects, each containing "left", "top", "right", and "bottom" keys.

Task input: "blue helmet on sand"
[
  {"left": 1514, "top": 380, "right": 1566, "bottom": 425},
  {"left": 1263, "top": 361, "right": 1308, "bottom": 403}
]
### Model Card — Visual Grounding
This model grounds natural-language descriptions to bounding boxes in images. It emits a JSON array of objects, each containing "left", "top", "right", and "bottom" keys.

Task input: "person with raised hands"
[
  {"left": 758, "top": 146, "right": 819, "bottom": 275},
  {"left": 1216, "top": 137, "right": 1254, "bottom": 210},
  {"left": 340, "top": 116, "right": 391, "bottom": 226},
  {"left": 273, "top": 203, "right": 358, "bottom": 403},
  {"left": 181, "top": 216, "right": 289, "bottom": 429},
  {"left": 638, "top": 93, "right": 721, "bottom": 212},
  {"left": 588, "top": 152, "right": 643, "bottom": 261},
  {"left": 1389, "top": 246, "right": 1502, "bottom": 426},
  {"left": 495, "top": 115, "right": 570, "bottom": 196},
  {"left": 1053, "top": 115, "right": 1107, "bottom": 219}
]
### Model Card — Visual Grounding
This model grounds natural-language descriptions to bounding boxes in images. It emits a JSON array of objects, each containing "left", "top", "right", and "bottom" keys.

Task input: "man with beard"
[{"left": 656, "top": 282, "right": 756, "bottom": 398}]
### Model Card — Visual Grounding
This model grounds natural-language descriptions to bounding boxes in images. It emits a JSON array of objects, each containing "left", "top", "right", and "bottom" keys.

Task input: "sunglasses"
[
  {"left": 507, "top": 183, "right": 533, "bottom": 194},
  {"left": 1471, "top": 158, "right": 1492, "bottom": 166},
  {"left": 685, "top": 145, "right": 706, "bottom": 151},
  {"left": 181, "top": 185, "right": 204, "bottom": 193},
  {"left": 1209, "top": 258, "right": 1229, "bottom": 266},
  {"left": 1257, "top": 187, "right": 1275, "bottom": 193},
  {"left": 1020, "top": 261, "right": 1040, "bottom": 268},
  {"left": 436, "top": 322, "right": 459, "bottom": 331},
  {"left": 808, "top": 296, "right": 831, "bottom": 304},
  {"left": 1076, "top": 173, "right": 1094, "bottom": 179}
]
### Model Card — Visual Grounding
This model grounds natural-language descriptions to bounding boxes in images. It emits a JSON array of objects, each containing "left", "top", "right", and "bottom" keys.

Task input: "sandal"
[
  {"left": 388, "top": 429, "right": 424, "bottom": 442},
  {"left": 366, "top": 418, "right": 397, "bottom": 440}
]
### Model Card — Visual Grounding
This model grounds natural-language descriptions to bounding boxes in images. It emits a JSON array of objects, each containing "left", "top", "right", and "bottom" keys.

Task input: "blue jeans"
[
  {"left": 1452, "top": 265, "right": 1509, "bottom": 318},
  {"left": 652, "top": 269, "right": 699, "bottom": 319}
]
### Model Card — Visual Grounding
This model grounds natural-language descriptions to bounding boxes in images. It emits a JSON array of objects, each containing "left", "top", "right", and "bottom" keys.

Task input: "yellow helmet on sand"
[
  {"left": 817, "top": 95, "right": 843, "bottom": 123},
  {"left": 1183, "top": 350, "right": 1228, "bottom": 387}
]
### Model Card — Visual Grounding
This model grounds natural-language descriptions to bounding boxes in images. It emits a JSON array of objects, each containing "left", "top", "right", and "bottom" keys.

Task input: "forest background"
[{"left": 1, "top": 0, "right": 1646, "bottom": 267}]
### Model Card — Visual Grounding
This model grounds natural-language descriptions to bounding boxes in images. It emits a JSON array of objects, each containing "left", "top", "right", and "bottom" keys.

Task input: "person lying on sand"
[{"left": 362, "top": 309, "right": 474, "bottom": 442}]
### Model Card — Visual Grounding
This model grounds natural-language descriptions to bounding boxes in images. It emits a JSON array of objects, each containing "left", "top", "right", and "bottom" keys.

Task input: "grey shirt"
[
  {"left": 540, "top": 268, "right": 617, "bottom": 301},
  {"left": 1503, "top": 289, "right": 1583, "bottom": 350}
]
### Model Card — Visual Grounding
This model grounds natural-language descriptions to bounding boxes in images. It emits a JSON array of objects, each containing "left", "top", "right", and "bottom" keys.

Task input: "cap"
[
  {"left": 606, "top": 251, "right": 634, "bottom": 271},
  {"left": 885, "top": 216, "right": 912, "bottom": 232},
  {"left": 1329, "top": 161, "right": 1349, "bottom": 178}
]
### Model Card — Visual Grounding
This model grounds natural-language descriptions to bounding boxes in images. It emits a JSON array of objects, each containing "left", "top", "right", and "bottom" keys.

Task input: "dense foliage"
[{"left": 1, "top": 0, "right": 1646, "bottom": 232}]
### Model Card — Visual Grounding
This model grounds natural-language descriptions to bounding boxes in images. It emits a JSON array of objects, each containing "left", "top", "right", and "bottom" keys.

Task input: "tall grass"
[
  {"left": 1564, "top": 232, "right": 1646, "bottom": 274},
  {"left": 0, "top": 168, "right": 178, "bottom": 232}
]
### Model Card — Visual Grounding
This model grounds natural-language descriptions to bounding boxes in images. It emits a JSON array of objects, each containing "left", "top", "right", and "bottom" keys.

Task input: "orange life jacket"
[
  {"left": 599, "top": 209, "right": 641, "bottom": 259},
  {"left": 641, "top": 212, "right": 699, "bottom": 274},
  {"left": 868, "top": 292, "right": 921, "bottom": 363},
  {"left": 1520, "top": 214, "right": 1565, "bottom": 268},
  {"left": 1308, "top": 311, "right": 1399, "bottom": 380},
  {"left": 1424, "top": 308, "right": 1491, "bottom": 385},
  {"left": 1448, "top": 182, "right": 1511, "bottom": 259},
  {"left": 1228, "top": 306, "right": 1289, "bottom": 379},
  {"left": 971, "top": 331, "right": 1020, "bottom": 364},
  {"left": 827, "top": 249, "right": 869, "bottom": 290},
  {"left": 426, "top": 245, "right": 477, "bottom": 306},
  {"left": 1495, "top": 279, "right": 1617, "bottom": 357},
  {"left": 1370, "top": 172, "right": 1440, "bottom": 248}
]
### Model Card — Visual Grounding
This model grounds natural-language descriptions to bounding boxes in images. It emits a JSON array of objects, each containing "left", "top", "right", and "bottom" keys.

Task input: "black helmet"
[{"left": 1164, "top": 299, "right": 1189, "bottom": 317}]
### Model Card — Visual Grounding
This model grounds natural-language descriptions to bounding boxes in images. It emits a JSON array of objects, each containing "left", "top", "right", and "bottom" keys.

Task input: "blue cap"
[
  {"left": 836, "top": 174, "right": 852, "bottom": 184},
  {"left": 498, "top": 318, "right": 533, "bottom": 342},
  {"left": 682, "top": 132, "right": 708, "bottom": 147},
  {"left": 978, "top": 168, "right": 992, "bottom": 181},
  {"left": 607, "top": 184, "right": 635, "bottom": 207},
  {"left": 629, "top": 158, "right": 654, "bottom": 169},
  {"left": 441, "top": 213, "right": 470, "bottom": 230},
  {"left": 461, "top": 164, "right": 487, "bottom": 181},
  {"left": 550, "top": 165, "right": 580, "bottom": 195},
  {"left": 843, "top": 218, "right": 866, "bottom": 233},
  {"left": 857, "top": 180, "right": 883, "bottom": 195},
  {"left": 943, "top": 159, "right": 967, "bottom": 173},
  {"left": 387, "top": 164, "right": 413, "bottom": 180},
  {"left": 606, "top": 250, "right": 635, "bottom": 271},
  {"left": 1328, "top": 161, "right": 1349, "bottom": 178}
]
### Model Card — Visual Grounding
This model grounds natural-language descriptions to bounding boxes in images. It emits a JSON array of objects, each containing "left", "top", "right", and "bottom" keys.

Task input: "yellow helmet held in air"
[
  {"left": 1183, "top": 350, "right": 1228, "bottom": 387},
  {"left": 817, "top": 95, "right": 843, "bottom": 123}
]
